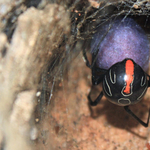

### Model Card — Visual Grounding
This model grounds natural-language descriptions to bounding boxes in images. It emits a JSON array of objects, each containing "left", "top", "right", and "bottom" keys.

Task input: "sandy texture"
[
  {"left": 0, "top": 4, "right": 70, "bottom": 150},
  {"left": 37, "top": 53, "right": 150, "bottom": 150}
]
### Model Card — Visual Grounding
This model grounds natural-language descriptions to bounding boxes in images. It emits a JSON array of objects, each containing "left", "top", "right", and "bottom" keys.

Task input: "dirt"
[{"left": 36, "top": 53, "right": 150, "bottom": 150}]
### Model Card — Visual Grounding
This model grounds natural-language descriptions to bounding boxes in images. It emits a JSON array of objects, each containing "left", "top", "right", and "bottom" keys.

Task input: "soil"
[{"left": 36, "top": 53, "right": 150, "bottom": 150}]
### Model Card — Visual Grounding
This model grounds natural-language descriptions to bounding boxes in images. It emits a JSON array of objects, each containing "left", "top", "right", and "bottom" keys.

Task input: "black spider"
[
  {"left": 83, "top": 50, "right": 150, "bottom": 127},
  {"left": 82, "top": 16, "right": 150, "bottom": 127}
]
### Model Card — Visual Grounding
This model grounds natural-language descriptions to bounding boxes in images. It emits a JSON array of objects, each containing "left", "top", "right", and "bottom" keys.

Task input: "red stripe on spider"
[{"left": 123, "top": 60, "right": 134, "bottom": 94}]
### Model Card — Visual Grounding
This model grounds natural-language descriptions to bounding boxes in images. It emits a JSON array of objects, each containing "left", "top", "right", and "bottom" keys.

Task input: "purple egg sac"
[{"left": 91, "top": 17, "right": 150, "bottom": 72}]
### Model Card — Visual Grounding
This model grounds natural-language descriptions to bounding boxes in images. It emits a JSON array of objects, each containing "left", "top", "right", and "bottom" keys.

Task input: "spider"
[{"left": 83, "top": 17, "right": 150, "bottom": 127}]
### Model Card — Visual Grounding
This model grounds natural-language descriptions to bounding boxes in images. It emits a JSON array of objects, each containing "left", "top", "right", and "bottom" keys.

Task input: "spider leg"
[
  {"left": 82, "top": 46, "right": 106, "bottom": 106},
  {"left": 82, "top": 46, "right": 100, "bottom": 69},
  {"left": 83, "top": 49, "right": 107, "bottom": 85},
  {"left": 91, "top": 61, "right": 106, "bottom": 85},
  {"left": 88, "top": 91, "right": 103, "bottom": 106},
  {"left": 92, "top": 73, "right": 105, "bottom": 85},
  {"left": 82, "top": 47, "right": 92, "bottom": 68},
  {"left": 124, "top": 106, "right": 150, "bottom": 127}
]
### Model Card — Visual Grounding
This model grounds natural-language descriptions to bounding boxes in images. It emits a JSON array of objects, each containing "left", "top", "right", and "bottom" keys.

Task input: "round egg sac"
[{"left": 91, "top": 17, "right": 150, "bottom": 72}]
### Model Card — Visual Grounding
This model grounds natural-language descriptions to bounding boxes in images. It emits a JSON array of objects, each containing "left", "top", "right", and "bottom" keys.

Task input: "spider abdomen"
[{"left": 102, "top": 59, "right": 148, "bottom": 106}]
